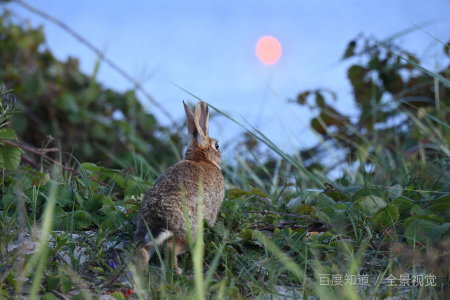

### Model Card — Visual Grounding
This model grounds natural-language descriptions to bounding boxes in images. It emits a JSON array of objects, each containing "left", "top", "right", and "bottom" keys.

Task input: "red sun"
[{"left": 256, "top": 36, "right": 282, "bottom": 64}]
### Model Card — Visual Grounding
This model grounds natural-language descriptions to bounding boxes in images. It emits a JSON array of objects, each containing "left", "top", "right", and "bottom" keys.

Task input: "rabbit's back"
[{"left": 137, "top": 160, "right": 224, "bottom": 240}]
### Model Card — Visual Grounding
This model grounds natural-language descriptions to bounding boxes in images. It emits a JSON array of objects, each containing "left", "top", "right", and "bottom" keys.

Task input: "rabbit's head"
[{"left": 183, "top": 101, "right": 221, "bottom": 169}]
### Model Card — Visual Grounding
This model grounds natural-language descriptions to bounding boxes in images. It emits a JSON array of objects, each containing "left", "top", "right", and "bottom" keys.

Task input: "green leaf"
[
  {"left": 111, "top": 291, "right": 126, "bottom": 300},
  {"left": 42, "top": 293, "right": 57, "bottom": 300},
  {"left": 14, "top": 174, "right": 33, "bottom": 191},
  {"left": 430, "top": 222, "right": 450, "bottom": 241},
  {"left": 229, "top": 187, "right": 267, "bottom": 200},
  {"left": 238, "top": 229, "right": 258, "bottom": 241},
  {"left": 322, "top": 206, "right": 345, "bottom": 225},
  {"left": 403, "top": 214, "right": 444, "bottom": 228},
  {"left": 74, "top": 192, "right": 84, "bottom": 208},
  {"left": 247, "top": 187, "right": 267, "bottom": 198},
  {"left": 52, "top": 206, "right": 67, "bottom": 219},
  {"left": 347, "top": 65, "right": 367, "bottom": 89},
  {"left": 59, "top": 275, "right": 72, "bottom": 294},
  {"left": 294, "top": 205, "right": 314, "bottom": 214},
  {"left": 0, "top": 290, "right": 11, "bottom": 298},
  {"left": 55, "top": 187, "right": 73, "bottom": 208},
  {"left": 368, "top": 56, "right": 381, "bottom": 70},
  {"left": 124, "top": 176, "right": 152, "bottom": 197},
  {"left": 101, "top": 169, "right": 125, "bottom": 188},
  {"left": 315, "top": 91, "right": 325, "bottom": 107},
  {"left": 310, "top": 208, "right": 331, "bottom": 224},
  {"left": 392, "top": 197, "right": 414, "bottom": 212},
  {"left": 79, "top": 162, "right": 100, "bottom": 174},
  {"left": 381, "top": 69, "right": 403, "bottom": 94},
  {"left": 0, "top": 147, "right": 21, "bottom": 170},
  {"left": 336, "top": 203, "right": 346, "bottom": 209},
  {"left": 354, "top": 195, "right": 387, "bottom": 216},
  {"left": 0, "top": 128, "right": 18, "bottom": 142},
  {"left": 388, "top": 184, "right": 403, "bottom": 200},
  {"left": 55, "top": 93, "right": 79, "bottom": 112},
  {"left": 46, "top": 275, "right": 59, "bottom": 291},
  {"left": 296, "top": 91, "right": 310, "bottom": 105},
  {"left": 102, "top": 196, "right": 116, "bottom": 207},
  {"left": 428, "top": 202, "right": 450, "bottom": 214},
  {"left": 353, "top": 188, "right": 383, "bottom": 202},
  {"left": 229, "top": 188, "right": 248, "bottom": 200},
  {"left": 72, "top": 210, "right": 93, "bottom": 229},
  {"left": 342, "top": 40, "right": 356, "bottom": 59},
  {"left": 101, "top": 211, "right": 126, "bottom": 230},
  {"left": 89, "top": 212, "right": 105, "bottom": 226},
  {"left": 430, "top": 194, "right": 450, "bottom": 203},
  {"left": 84, "top": 195, "right": 103, "bottom": 212},
  {"left": 410, "top": 204, "right": 431, "bottom": 216},
  {"left": 404, "top": 219, "right": 439, "bottom": 246},
  {"left": 316, "top": 194, "right": 336, "bottom": 209},
  {"left": 310, "top": 107, "right": 349, "bottom": 135},
  {"left": 324, "top": 191, "right": 346, "bottom": 201},
  {"left": 370, "top": 205, "right": 399, "bottom": 229},
  {"left": 53, "top": 235, "right": 69, "bottom": 249},
  {"left": 21, "top": 167, "right": 50, "bottom": 185},
  {"left": 288, "top": 233, "right": 306, "bottom": 252},
  {"left": 71, "top": 294, "right": 85, "bottom": 300},
  {"left": 275, "top": 227, "right": 291, "bottom": 238},
  {"left": 1, "top": 193, "right": 13, "bottom": 210},
  {"left": 137, "top": 113, "right": 157, "bottom": 131}
]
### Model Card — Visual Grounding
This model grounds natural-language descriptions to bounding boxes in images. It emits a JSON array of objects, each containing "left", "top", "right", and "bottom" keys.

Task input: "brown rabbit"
[{"left": 133, "top": 100, "right": 224, "bottom": 274}]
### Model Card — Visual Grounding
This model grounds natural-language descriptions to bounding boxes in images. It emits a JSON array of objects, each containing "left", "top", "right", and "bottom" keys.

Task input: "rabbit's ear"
[
  {"left": 183, "top": 101, "right": 197, "bottom": 142},
  {"left": 194, "top": 101, "right": 209, "bottom": 139}
]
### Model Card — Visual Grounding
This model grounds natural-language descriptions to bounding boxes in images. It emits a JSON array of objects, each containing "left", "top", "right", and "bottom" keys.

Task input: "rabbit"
[{"left": 133, "top": 100, "right": 224, "bottom": 275}]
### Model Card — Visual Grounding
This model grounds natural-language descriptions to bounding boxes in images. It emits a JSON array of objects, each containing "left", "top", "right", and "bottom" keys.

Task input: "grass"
[{"left": 2, "top": 121, "right": 450, "bottom": 299}]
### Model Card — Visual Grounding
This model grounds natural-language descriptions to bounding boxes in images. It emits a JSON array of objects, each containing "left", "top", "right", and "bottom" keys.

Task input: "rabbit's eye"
[{"left": 215, "top": 142, "right": 219, "bottom": 150}]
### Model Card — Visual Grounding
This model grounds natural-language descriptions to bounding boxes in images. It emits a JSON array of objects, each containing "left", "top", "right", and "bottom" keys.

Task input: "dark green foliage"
[
  {"left": 0, "top": 12, "right": 182, "bottom": 169},
  {"left": 292, "top": 35, "right": 450, "bottom": 180}
]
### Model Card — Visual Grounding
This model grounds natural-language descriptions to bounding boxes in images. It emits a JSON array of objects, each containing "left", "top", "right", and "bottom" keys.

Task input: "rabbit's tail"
[
  {"left": 134, "top": 228, "right": 173, "bottom": 264},
  {"left": 145, "top": 228, "right": 173, "bottom": 248}
]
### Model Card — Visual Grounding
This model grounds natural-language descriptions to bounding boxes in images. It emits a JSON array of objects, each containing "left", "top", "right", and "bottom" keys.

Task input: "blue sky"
[{"left": 5, "top": 0, "right": 450, "bottom": 163}]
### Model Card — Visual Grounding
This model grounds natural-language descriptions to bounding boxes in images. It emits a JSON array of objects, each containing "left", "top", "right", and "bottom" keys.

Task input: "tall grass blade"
[
  {"left": 378, "top": 45, "right": 450, "bottom": 88},
  {"left": 204, "top": 240, "right": 226, "bottom": 291},
  {"left": 400, "top": 99, "right": 450, "bottom": 130},
  {"left": 193, "top": 175, "right": 205, "bottom": 300},
  {"left": 256, "top": 232, "right": 303, "bottom": 281},
  {"left": 28, "top": 178, "right": 58, "bottom": 299},
  {"left": 141, "top": 217, "right": 165, "bottom": 272},
  {"left": 128, "top": 264, "right": 146, "bottom": 300},
  {"left": 409, "top": 21, "right": 450, "bottom": 51}
]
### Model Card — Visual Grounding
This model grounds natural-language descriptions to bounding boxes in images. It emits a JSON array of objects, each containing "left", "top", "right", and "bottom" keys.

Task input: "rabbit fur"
[{"left": 133, "top": 100, "right": 224, "bottom": 274}]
